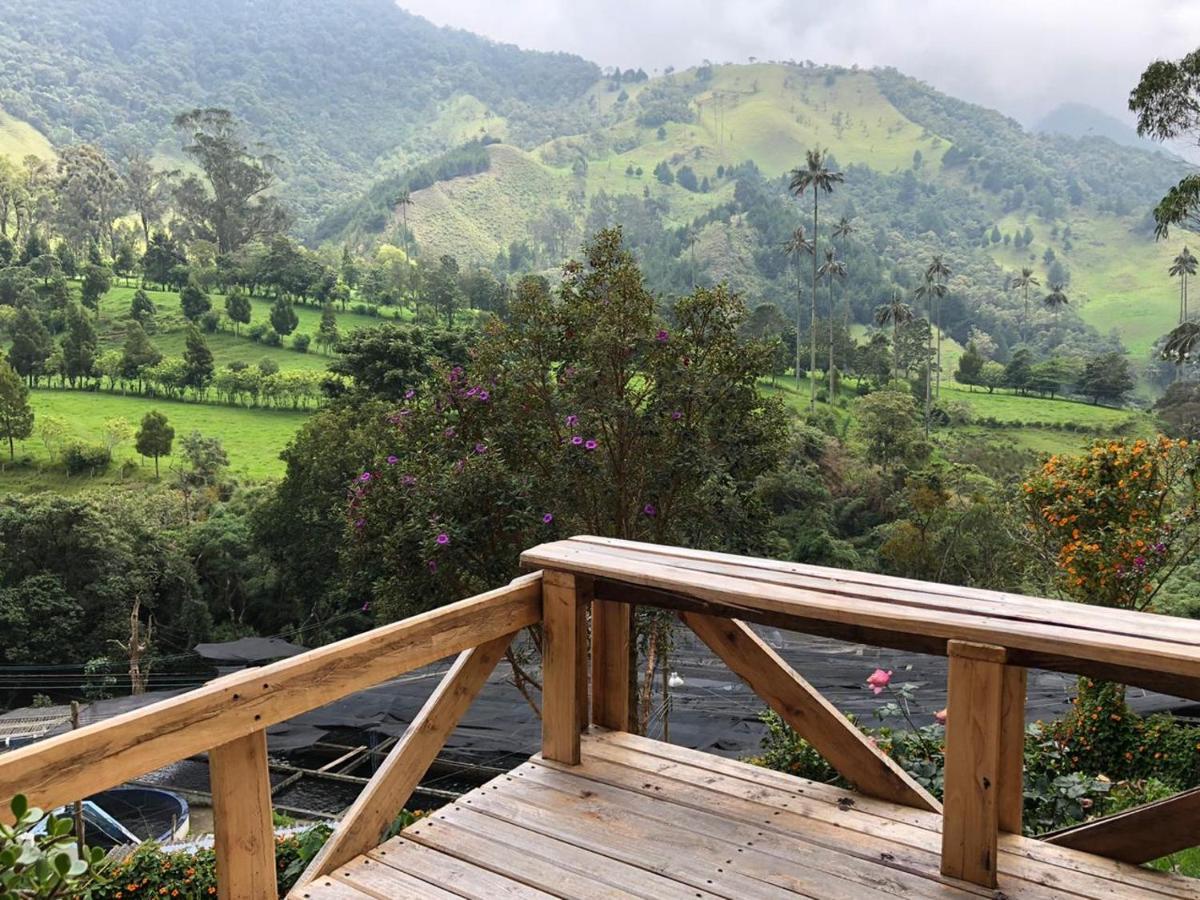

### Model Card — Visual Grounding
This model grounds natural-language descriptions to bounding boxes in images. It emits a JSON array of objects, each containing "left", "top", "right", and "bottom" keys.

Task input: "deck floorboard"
[{"left": 298, "top": 731, "right": 1200, "bottom": 899}]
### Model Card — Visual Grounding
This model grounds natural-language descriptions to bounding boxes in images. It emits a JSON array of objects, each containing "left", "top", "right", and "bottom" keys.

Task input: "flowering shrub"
[
  {"left": 0, "top": 793, "right": 107, "bottom": 898},
  {"left": 1022, "top": 437, "right": 1200, "bottom": 610}
]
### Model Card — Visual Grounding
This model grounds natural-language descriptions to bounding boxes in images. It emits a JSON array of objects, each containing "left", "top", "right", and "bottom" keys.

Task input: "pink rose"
[
  {"left": 866, "top": 668, "right": 893, "bottom": 695},
  {"left": 934, "top": 708, "right": 947, "bottom": 725}
]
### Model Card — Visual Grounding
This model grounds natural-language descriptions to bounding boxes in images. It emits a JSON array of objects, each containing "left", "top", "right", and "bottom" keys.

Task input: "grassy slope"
[
  {"left": 0, "top": 107, "right": 54, "bottom": 160},
  {"left": 4, "top": 389, "right": 306, "bottom": 489}
]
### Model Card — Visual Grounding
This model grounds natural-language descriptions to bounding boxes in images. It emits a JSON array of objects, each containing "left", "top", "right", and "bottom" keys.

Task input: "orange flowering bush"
[{"left": 1022, "top": 436, "right": 1200, "bottom": 610}]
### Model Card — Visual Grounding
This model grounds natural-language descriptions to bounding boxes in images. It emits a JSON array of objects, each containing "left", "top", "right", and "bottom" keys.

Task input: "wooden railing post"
[
  {"left": 542, "top": 570, "right": 588, "bottom": 763},
  {"left": 940, "top": 640, "right": 1007, "bottom": 889},
  {"left": 999, "top": 664, "right": 1027, "bottom": 834},
  {"left": 210, "top": 729, "right": 278, "bottom": 900},
  {"left": 591, "top": 597, "right": 631, "bottom": 731}
]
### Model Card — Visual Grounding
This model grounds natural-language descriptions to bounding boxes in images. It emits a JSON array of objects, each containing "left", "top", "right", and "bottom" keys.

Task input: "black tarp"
[{"left": 193, "top": 637, "right": 308, "bottom": 664}]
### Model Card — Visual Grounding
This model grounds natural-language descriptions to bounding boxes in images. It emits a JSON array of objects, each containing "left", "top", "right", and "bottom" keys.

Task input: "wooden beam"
[
  {"left": 298, "top": 632, "right": 515, "bottom": 884},
  {"left": 998, "top": 665, "right": 1026, "bottom": 834},
  {"left": 682, "top": 612, "right": 940, "bottom": 813},
  {"left": 211, "top": 729, "right": 277, "bottom": 900},
  {"left": 591, "top": 598, "right": 631, "bottom": 732},
  {"left": 940, "top": 640, "right": 1006, "bottom": 888},
  {"left": 0, "top": 573, "right": 542, "bottom": 815},
  {"left": 542, "top": 570, "right": 587, "bottom": 764},
  {"left": 1043, "top": 785, "right": 1200, "bottom": 864},
  {"left": 520, "top": 542, "right": 1200, "bottom": 700}
]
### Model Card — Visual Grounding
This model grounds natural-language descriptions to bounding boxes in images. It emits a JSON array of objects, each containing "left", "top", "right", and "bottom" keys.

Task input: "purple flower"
[
  {"left": 436, "top": 532, "right": 450, "bottom": 546},
  {"left": 478, "top": 390, "right": 490, "bottom": 402},
  {"left": 655, "top": 329, "right": 669, "bottom": 343},
  {"left": 465, "top": 386, "right": 479, "bottom": 397},
  {"left": 671, "top": 410, "right": 682, "bottom": 421},
  {"left": 542, "top": 512, "right": 554, "bottom": 524},
  {"left": 571, "top": 435, "right": 584, "bottom": 446},
  {"left": 353, "top": 518, "right": 365, "bottom": 529},
  {"left": 401, "top": 474, "right": 417, "bottom": 487},
  {"left": 643, "top": 503, "right": 657, "bottom": 517},
  {"left": 585, "top": 440, "right": 598, "bottom": 451},
  {"left": 1134, "top": 555, "right": 1147, "bottom": 570},
  {"left": 1154, "top": 541, "right": 1167, "bottom": 554},
  {"left": 444, "top": 426, "right": 457, "bottom": 439},
  {"left": 359, "top": 472, "right": 373, "bottom": 483},
  {"left": 427, "top": 559, "right": 438, "bottom": 573},
  {"left": 399, "top": 408, "right": 412, "bottom": 417},
  {"left": 404, "top": 389, "right": 416, "bottom": 400},
  {"left": 361, "top": 602, "right": 370, "bottom": 612},
  {"left": 565, "top": 414, "right": 579, "bottom": 427},
  {"left": 475, "top": 443, "right": 488, "bottom": 454},
  {"left": 386, "top": 455, "right": 399, "bottom": 465}
]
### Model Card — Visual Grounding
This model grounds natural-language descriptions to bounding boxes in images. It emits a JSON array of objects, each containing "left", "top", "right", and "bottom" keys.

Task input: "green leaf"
[{"left": 8, "top": 796, "right": 25, "bottom": 821}]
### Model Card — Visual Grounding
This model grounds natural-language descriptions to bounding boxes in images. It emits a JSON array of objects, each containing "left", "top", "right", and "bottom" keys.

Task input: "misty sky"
[{"left": 398, "top": 0, "right": 1199, "bottom": 127}]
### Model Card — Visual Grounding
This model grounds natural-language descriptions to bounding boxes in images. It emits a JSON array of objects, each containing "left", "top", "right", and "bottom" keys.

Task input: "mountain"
[
  {"left": 0, "top": 0, "right": 599, "bottom": 230},
  {"left": 1035, "top": 102, "right": 1167, "bottom": 155},
  {"left": 0, "top": 1, "right": 1193, "bottom": 381}
]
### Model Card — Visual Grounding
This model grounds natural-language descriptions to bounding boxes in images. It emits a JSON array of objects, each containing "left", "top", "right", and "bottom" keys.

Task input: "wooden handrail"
[{"left": 0, "top": 572, "right": 541, "bottom": 815}]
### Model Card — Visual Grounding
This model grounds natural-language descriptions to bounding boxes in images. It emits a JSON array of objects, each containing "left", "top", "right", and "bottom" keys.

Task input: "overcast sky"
[{"left": 398, "top": 0, "right": 1199, "bottom": 127}]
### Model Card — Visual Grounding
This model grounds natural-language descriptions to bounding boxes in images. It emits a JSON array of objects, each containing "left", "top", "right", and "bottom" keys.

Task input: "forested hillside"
[{"left": 0, "top": 0, "right": 599, "bottom": 229}]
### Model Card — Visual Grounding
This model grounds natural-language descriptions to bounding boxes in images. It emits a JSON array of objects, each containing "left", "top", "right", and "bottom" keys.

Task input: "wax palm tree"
[
  {"left": 1163, "top": 321, "right": 1200, "bottom": 363},
  {"left": 1012, "top": 267, "right": 1040, "bottom": 343},
  {"left": 1169, "top": 247, "right": 1198, "bottom": 324},
  {"left": 789, "top": 149, "right": 844, "bottom": 412},
  {"left": 395, "top": 189, "right": 414, "bottom": 307},
  {"left": 781, "top": 226, "right": 814, "bottom": 387},
  {"left": 818, "top": 249, "right": 847, "bottom": 399},
  {"left": 924, "top": 255, "right": 951, "bottom": 399},
  {"left": 686, "top": 226, "right": 699, "bottom": 289},
  {"left": 833, "top": 216, "right": 856, "bottom": 352},
  {"left": 914, "top": 270, "right": 948, "bottom": 436},
  {"left": 1043, "top": 282, "right": 1069, "bottom": 339},
  {"left": 874, "top": 293, "right": 913, "bottom": 385}
]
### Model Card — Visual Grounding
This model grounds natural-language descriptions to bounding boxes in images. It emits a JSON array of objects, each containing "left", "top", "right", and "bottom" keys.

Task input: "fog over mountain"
[{"left": 398, "top": 0, "right": 1200, "bottom": 132}]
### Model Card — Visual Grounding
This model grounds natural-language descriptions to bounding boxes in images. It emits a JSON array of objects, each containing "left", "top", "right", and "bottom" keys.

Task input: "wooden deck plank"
[
  {"left": 586, "top": 731, "right": 1200, "bottom": 899},
  {"left": 366, "top": 835, "right": 556, "bottom": 899},
  {"left": 289, "top": 875, "right": 379, "bottom": 899},
  {"left": 330, "top": 858, "right": 464, "bottom": 899},
  {"left": 404, "top": 806, "right": 722, "bottom": 899}
]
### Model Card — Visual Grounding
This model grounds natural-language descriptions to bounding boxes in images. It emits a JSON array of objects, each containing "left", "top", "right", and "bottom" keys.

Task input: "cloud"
[{"left": 397, "top": 0, "right": 1200, "bottom": 125}]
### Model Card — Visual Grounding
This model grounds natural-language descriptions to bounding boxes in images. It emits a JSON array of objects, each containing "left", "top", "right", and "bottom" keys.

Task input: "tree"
[
  {"left": 1003, "top": 348, "right": 1033, "bottom": 394},
  {"left": 1012, "top": 267, "right": 1040, "bottom": 343},
  {"left": 80, "top": 263, "right": 112, "bottom": 316},
  {"left": 141, "top": 232, "right": 186, "bottom": 289},
  {"left": 817, "top": 249, "right": 846, "bottom": 397},
  {"left": 1078, "top": 351, "right": 1134, "bottom": 405},
  {"left": 0, "top": 358, "right": 34, "bottom": 459},
  {"left": 172, "top": 108, "right": 289, "bottom": 253},
  {"left": 427, "top": 255, "right": 461, "bottom": 327},
  {"left": 121, "top": 321, "right": 162, "bottom": 389},
  {"left": 854, "top": 389, "right": 927, "bottom": 471},
  {"left": 873, "top": 294, "right": 913, "bottom": 385},
  {"left": 180, "top": 282, "right": 211, "bottom": 321},
  {"left": 978, "top": 360, "right": 1006, "bottom": 393},
  {"left": 7, "top": 306, "right": 52, "bottom": 386},
  {"left": 61, "top": 303, "right": 97, "bottom": 387},
  {"left": 130, "top": 288, "right": 157, "bottom": 331},
  {"left": 781, "top": 227, "right": 814, "bottom": 386},
  {"left": 1169, "top": 246, "right": 1197, "bottom": 324},
  {"left": 55, "top": 144, "right": 124, "bottom": 253},
  {"left": 955, "top": 341, "right": 984, "bottom": 388},
  {"left": 1130, "top": 50, "right": 1200, "bottom": 236},
  {"left": 182, "top": 326, "right": 215, "bottom": 395},
  {"left": 653, "top": 161, "right": 674, "bottom": 185},
  {"left": 789, "top": 149, "right": 844, "bottom": 413},
  {"left": 122, "top": 151, "right": 173, "bottom": 245},
  {"left": 395, "top": 189, "right": 413, "bottom": 274},
  {"left": 316, "top": 303, "right": 339, "bottom": 355},
  {"left": 914, "top": 255, "right": 951, "bottom": 434},
  {"left": 1042, "top": 281, "right": 1069, "bottom": 336},
  {"left": 1162, "top": 320, "right": 1200, "bottom": 364},
  {"left": 135, "top": 411, "right": 174, "bottom": 477},
  {"left": 102, "top": 418, "right": 135, "bottom": 457},
  {"left": 269, "top": 297, "right": 299, "bottom": 335},
  {"left": 225, "top": 289, "right": 252, "bottom": 335}
]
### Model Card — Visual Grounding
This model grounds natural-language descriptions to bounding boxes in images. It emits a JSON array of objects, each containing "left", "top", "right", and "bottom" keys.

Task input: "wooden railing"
[
  {"left": 5, "top": 536, "right": 1200, "bottom": 896},
  {"left": 0, "top": 573, "right": 542, "bottom": 899},
  {"left": 522, "top": 536, "right": 1200, "bottom": 890}
]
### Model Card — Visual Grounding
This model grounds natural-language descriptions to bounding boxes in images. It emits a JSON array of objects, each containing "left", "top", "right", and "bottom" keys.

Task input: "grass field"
[
  {"left": 0, "top": 389, "right": 309, "bottom": 491},
  {"left": 0, "top": 106, "right": 54, "bottom": 160}
]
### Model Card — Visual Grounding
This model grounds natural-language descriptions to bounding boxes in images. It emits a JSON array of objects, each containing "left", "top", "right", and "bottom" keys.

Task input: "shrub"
[
  {"left": 200, "top": 310, "right": 221, "bottom": 333},
  {"left": 292, "top": 333, "right": 311, "bottom": 353},
  {"left": 247, "top": 322, "right": 269, "bottom": 343},
  {"left": 63, "top": 441, "right": 112, "bottom": 476},
  {"left": 0, "top": 794, "right": 107, "bottom": 896},
  {"left": 262, "top": 327, "right": 282, "bottom": 347}
]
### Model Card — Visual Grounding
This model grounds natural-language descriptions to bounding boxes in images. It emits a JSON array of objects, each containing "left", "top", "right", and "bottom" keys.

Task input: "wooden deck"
[{"left": 296, "top": 730, "right": 1200, "bottom": 900}]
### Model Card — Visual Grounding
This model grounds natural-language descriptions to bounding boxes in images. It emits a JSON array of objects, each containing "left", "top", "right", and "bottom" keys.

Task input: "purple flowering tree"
[{"left": 344, "top": 229, "right": 789, "bottom": 722}]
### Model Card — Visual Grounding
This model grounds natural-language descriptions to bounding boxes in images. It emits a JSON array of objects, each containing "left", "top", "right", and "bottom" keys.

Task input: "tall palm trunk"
[
  {"left": 795, "top": 253, "right": 802, "bottom": 388},
  {"left": 893, "top": 312, "right": 900, "bottom": 385},
  {"left": 925, "top": 295, "right": 933, "bottom": 439},
  {"left": 828, "top": 276, "right": 836, "bottom": 400},
  {"left": 1023, "top": 286, "right": 1029, "bottom": 343},
  {"left": 810, "top": 193, "right": 818, "bottom": 412},
  {"left": 935, "top": 296, "right": 942, "bottom": 398}
]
